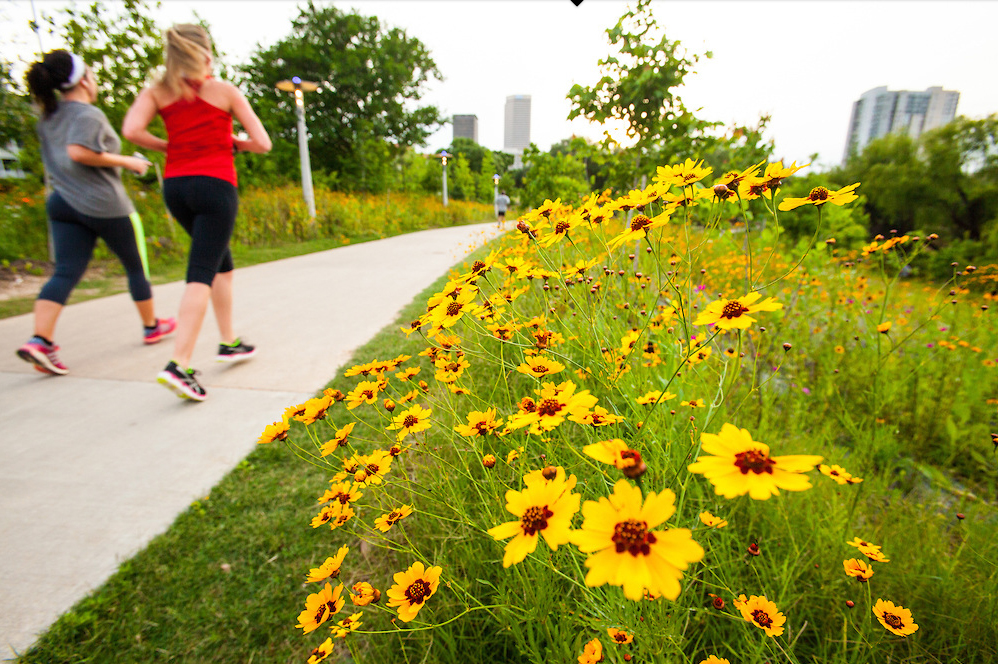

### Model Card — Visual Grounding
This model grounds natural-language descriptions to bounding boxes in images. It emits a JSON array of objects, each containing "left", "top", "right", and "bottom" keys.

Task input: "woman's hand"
[{"left": 125, "top": 155, "right": 151, "bottom": 176}]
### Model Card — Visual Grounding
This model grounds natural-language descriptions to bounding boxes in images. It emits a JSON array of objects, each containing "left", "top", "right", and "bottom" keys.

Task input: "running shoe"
[
  {"left": 157, "top": 361, "right": 206, "bottom": 401},
  {"left": 16, "top": 337, "right": 69, "bottom": 375},
  {"left": 217, "top": 338, "right": 257, "bottom": 363},
  {"left": 143, "top": 317, "right": 177, "bottom": 345}
]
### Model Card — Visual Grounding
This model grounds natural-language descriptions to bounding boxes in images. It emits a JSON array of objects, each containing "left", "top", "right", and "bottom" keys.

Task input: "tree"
[
  {"left": 443, "top": 137, "right": 516, "bottom": 203},
  {"left": 54, "top": 0, "right": 163, "bottom": 134},
  {"left": 567, "top": 0, "right": 719, "bottom": 191},
  {"left": 238, "top": 2, "right": 444, "bottom": 191},
  {"left": 519, "top": 143, "right": 591, "bottom": 209}
]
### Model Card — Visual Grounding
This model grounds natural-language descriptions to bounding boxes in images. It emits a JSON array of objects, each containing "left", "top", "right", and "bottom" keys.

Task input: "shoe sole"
[
  {"left": 157, "top": 372, "right": 207, "bottom": 402},
  {"left": 16, "top": 347, "right": 68, "bottom": 375},
  {"left": 217, "top": 349, "right": 257, "bottom": 363}
]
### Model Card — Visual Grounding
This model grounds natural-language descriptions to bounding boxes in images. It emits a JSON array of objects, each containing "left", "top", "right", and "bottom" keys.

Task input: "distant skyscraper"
[
  {"left": 504, "top": 95, "right": 531, "bottom": 167},
  {"left": 843, "top": 86, "right": 959, "bottom": 164},
  {"left": 453, "top": 115, "right": 478, "bottom": 143}
]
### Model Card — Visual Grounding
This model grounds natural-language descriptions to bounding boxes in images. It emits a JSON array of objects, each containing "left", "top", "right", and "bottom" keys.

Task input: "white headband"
[{"left": 60, "top": 54, "right": 86, "bottom": 90}]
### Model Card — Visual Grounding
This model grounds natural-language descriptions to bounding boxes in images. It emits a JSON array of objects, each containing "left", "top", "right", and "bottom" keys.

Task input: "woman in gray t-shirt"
[{"left": 15, "top": 50, "right": 175, "bottom": 376}]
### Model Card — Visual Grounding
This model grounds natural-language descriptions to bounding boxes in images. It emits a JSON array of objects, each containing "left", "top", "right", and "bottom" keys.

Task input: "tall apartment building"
[
  {"left": 842, "top": 86, "right": 959, "bottom": 164},
  {"left": 452, "top": 114, "right": 478, "bottom": 143},
  {"left": 504, "top": 95, "right": 531, "bottom": 168}
]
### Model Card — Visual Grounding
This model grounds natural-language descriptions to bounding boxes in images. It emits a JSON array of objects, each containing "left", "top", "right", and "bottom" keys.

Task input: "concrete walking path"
[{"left": 0, "top": 222, "right": 504, "bottom": 660}]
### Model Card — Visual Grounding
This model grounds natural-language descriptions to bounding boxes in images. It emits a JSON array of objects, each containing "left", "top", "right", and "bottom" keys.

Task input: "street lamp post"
[
  {"left": 276, "top": 76, "right": 320, "bottom": 219},
  {"left": 492, "top": 173, "right": 500, "bottom": 217}
]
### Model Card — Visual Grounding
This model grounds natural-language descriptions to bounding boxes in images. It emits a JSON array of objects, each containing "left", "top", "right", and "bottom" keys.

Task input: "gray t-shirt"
[
  {"left": 495, "top": 194, "right": 510, "bottom": 212},
  {"left": 37, "top": 101, "right": 134, "bottom": 218}
]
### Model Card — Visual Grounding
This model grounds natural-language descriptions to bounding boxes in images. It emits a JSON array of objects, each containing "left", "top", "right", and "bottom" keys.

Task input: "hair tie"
[{"left": 59, "top": 53, "right": 86, "bottom": 90}]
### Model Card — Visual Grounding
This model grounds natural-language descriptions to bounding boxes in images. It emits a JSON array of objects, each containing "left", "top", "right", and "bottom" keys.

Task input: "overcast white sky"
[{"left": 3, "top": 0, "right": 997, "bottom": 171}]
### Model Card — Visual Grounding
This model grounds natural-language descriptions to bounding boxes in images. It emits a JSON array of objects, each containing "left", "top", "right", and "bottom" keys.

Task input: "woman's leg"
[
  {"left": 171, "top": 282, "right": 212, "bottom": 368},
  {"left": 32, "top": 299, "right": 63, "bottom": 340},
  {"left": 210, "top": 270, "right": 236, "bottom": 345},
  {"left": 93, "top": 213, "right": 157, "bottom": 327},
  {"left": 35, "top": 195, "right": 99, "bottom": 338},
  {"left": 162, "top": 177, "right": 238, "bottom": 368}
]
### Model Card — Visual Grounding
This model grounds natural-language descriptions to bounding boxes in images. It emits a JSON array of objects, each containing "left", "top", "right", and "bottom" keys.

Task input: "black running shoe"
[
  {"left": 157, "top": 361, "right": 206, "bottom": 401},
  {"left": 217, "top": 338, "right": 257, "bottom": 363}
]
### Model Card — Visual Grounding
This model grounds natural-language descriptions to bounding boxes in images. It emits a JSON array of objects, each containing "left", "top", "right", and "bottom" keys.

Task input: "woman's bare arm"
[
  {"left": 67, "top": 144, "right": 150, "bottom": 175},
  {"left": 228, "top": 84, "right": 272, "bottom": 154},
  {"left": 122, "top": 88, "right": 168, "bottom": 153}
]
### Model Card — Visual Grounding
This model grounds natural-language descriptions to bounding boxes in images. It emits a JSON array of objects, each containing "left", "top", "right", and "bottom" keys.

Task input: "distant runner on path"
[
  {"left": 16, "top": 49, "right": 175, "bottom": 376},
  {"left": 124, "top": 24, "right": 271, "bottom": 402},
  {"left": 495, "top": 190, "right": 510, "bottom": 224}
]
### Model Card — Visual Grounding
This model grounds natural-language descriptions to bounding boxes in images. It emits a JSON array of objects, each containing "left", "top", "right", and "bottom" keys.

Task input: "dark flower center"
[
  {"left": 620, "top": 449, "right": 641, "bottom": 467},
  {"left": 367, "top": 463, "right": 380, "bottom": 475},
  {"left": 537, "top": 398, "right": 564, "bottom": 417},
  {"left": 734, "top": 449, "right": 776, "bottom": 475},
  {"left": 520, "top": 505, "right": 554, "bottom": 535},
  {"left": 472, "top": 260, "right": 487, "bottom": 273},
  {"left": 520, "top": 397, "right": 537, "bottom": 413},
  {"left": 404, "top": 579, "right": 431, "bottom": 605},
  {"left": 446, "top": 302, "right": 463, "bottom": 317},
  {"left": 721, "top": 301, "right": 750, "bottom": 319},
  {"left": 883, "top": 612, "right": 903, "bottom": 629},
  {"left": 532, "top": 364, "right": 550, "bottom": 373},
  {"left": 612, "top": 518, "right": 657, "bottom": 556},
  {"left": 809, "top": 186, "right": 829, "bottom": 201},
  {"left": 555, "top": 221, "right": 571, "bottom": 234},
  {"left": 630, "top": 215, "right": 651, "bottom": 232},
  {"left": 612, "top": 631, "right": 629, "bottom": 643},
  {"left": 752, "top": 609, "right": 773, "bottom": 628},
  {"left": 403, "top": 415, "right": 418, "bottom": 428}
]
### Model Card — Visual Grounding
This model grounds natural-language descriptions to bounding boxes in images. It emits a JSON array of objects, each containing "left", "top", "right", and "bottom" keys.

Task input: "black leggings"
[
  {"left": 38, "top": 191, "right": 152, "bottom": 305},
  {"left": 163, "top": 176, "right": 238, "bottom": 285}
]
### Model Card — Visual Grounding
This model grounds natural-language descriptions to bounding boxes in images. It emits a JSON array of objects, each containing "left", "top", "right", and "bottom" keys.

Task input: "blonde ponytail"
[{"left": 159, "top": 24, "right": 213, "bottom": 99}]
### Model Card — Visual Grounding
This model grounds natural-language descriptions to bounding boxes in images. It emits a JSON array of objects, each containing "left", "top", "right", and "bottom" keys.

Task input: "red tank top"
[{"left": 159, "top": 82, "right": 236, "bottom": 186}]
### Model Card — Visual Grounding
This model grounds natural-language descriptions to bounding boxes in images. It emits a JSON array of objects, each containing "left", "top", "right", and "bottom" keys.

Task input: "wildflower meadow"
[{"left": 261, "top": 158, "right": 998, "bottom": 664}]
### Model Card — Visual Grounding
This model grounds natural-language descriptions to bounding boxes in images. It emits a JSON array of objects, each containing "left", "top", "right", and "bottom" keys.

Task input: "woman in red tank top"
[{"left": 123, "top": 24, "right": 271, "bottom": 401}]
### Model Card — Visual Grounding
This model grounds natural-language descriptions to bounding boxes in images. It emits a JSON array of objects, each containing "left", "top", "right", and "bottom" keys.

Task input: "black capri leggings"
[
  {"left": 163, "top": 176, "right": 238, "bottom": 285},
  {"left": 38, "top": 191, "right": 152, "bottom": 305}
]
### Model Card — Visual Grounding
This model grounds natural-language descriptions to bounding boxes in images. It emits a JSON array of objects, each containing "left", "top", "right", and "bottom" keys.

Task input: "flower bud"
[
  {"left": 383, "top": 399, "right": 396, "bottom": 412},
  {"left": 846, "top": 600, "right": 855, "bottom": 608},
  {"left": 541, "top": 465, "right": 557, "bottom": 480},
  {"left": 482, "top": 454, "right": 496, "bottom": 469}
]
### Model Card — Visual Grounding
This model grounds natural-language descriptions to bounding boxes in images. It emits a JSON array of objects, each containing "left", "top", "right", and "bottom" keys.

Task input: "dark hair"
[{"left": 25, "top": 50, "right": 74, "bottom": 118}]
